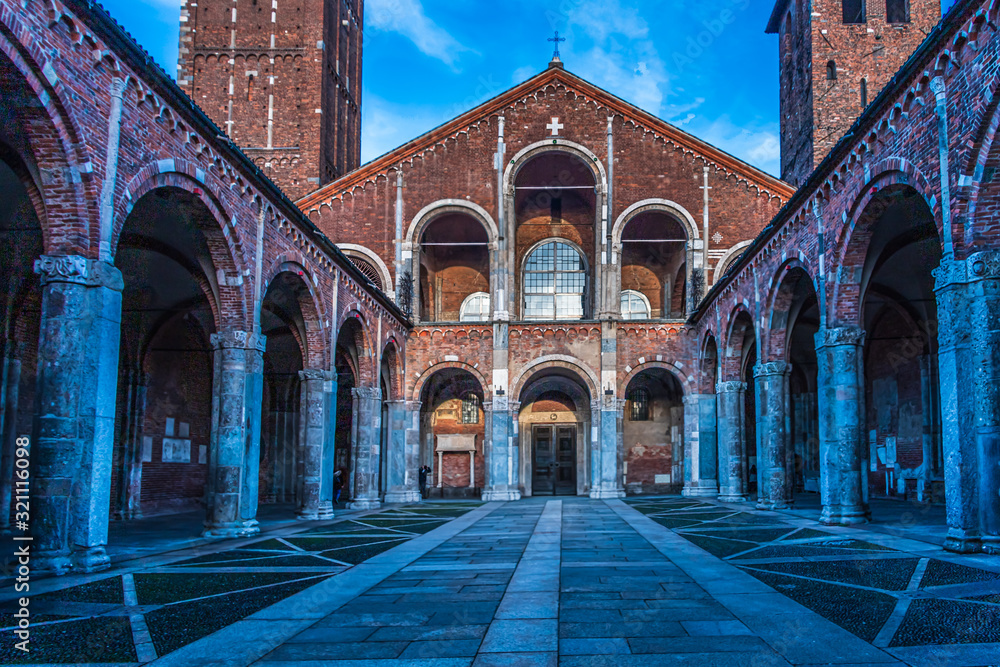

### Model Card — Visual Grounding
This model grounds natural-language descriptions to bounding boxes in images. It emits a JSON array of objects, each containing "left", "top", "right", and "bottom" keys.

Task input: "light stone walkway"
[{"left": 146, "top": 497, "right": 928, "bottom": 667}]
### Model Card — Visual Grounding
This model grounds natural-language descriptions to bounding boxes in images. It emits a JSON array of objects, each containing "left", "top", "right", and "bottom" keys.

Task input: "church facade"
[{"left": 1, "top": 0, "right": 999, "bottom": 578}]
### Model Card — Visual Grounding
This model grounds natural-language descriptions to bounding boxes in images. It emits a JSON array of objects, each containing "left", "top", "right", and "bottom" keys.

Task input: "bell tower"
[
  {"left": 767, "top": 0, "right": 941, "bottom": 187},
  {"left": 178, "top": 0, "right": 363, "bottom": 198}
]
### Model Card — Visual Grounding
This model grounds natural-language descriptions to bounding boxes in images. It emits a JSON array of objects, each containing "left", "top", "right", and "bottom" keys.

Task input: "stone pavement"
[{"left": 4, "top": 496, "right": 1000, "bottom": 665}]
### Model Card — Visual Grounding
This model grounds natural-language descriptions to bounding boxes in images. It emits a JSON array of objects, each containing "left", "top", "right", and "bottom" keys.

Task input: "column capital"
[
  {"left": 404, "top": 400, "right": 422, "bottom": 411},
  {"left": 716, "top": 380, "right": 746, "bottom": 394},
  {"left": 34, "top": 255, "right": 123, "bottom": 291},
  {"left": 753, "top": 361, "right": 792, "bottom": 378},
  {"left": 211, "top": 329, "right": 266, "bottom": 351},
  {"left": 934, "top": 250, "right": 1000, "bottom": 288},
  {"left": 352, "top": 386, "right": 382, "bottom": 400},
  {"left": 298, "top": 369, "right": 332, "bottom": 382},
  {"left": 815, "top": 326, "right": 865, "bottom": 349}
]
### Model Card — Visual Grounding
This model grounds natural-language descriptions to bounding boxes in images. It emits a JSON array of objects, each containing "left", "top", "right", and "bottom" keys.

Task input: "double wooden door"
[{"left": 532, "top": 425, "right": 576, "bottom": 495}]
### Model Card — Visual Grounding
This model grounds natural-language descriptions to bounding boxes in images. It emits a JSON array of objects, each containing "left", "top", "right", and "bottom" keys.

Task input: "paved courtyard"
[{"left": 3, "top": 497, "right": 1000, "bottom": 665}]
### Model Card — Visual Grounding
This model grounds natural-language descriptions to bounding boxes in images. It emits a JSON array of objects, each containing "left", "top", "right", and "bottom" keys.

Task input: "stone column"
[
  {"left": 754, "top": 361, "right": 793, "bottom": 510},
  {"left": 384, "top": 400, "right": 420, "bottom": 503},
  {"left": 320, "top": 373, "right": 338, "bottom": 510},
  {"left": 918, "top": 355, "right": 938, "bottom": 501},
  {"left": 935, "top": 251, "right": 1000, "bottom": 553},
  {"left": 348, "top": 386, "right": 382, "bottom": 509},
  {"left": 716, "top": 381, "right": 747, "bottom": 502},
  {"left": 482, "top": 396, "right": 521, "bottom": 501},
  {"left": 0, "top": 342, "right": 23, "bottom": 533},
  {"left": 203, "top": 329, "right": 265, "bottom": 538},
  {"left": 814, "top": 326, "right": 869, "bottom": 525},
  {"left": 296, "top": 369, "right": 334, "bottom": 520},
  {"left": 589, "top": 396, "right": 625, "bottom": 499},
  {"left": 682, "top": 394, "right": 718, "bottom": 497},
  {"left": 32, "top": 256, "right": 123, "bottom": 574}
]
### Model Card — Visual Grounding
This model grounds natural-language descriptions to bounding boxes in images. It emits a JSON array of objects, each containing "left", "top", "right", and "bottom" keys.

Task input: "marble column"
[
  {"left": 716, "top": 381, "right": 748, "bottom": 502},
  {"left": 589, "top": 396, "right": 626, "bottom": 499},
  {"left": 815, "top": 326, "right": 869, "bottom": 526},
  {"left": 348, "top": 386, "right": 382, "bottom": 509},
  {"left": 32, "top": 255, "right": 123, "bottom": 574},
  {"left": 935, "top": 251, "right": 1000, "bottom": 553},
  {"left": 203, "top": 329, "right": 265, "bottom": 538},
  {"left": 482, "top": 396, "right": 521, "bottom": 501},
  {"left": 296, "top": 369, "right": 334, "bottom": 520},
  {"left": 754, "top": 361, "right": 793, "bottom": 510},
  {"left": 384, "top": 400, "right": 420, "bottom": 503},
  {"left": 682, "top": 394, "right": 719, "bottom": 497},
  {"left": 0, "top": 342, "right": 22, "bottom": 533}
]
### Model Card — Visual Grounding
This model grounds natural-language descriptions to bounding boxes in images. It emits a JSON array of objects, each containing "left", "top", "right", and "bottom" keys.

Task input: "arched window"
[
  {"left": 460, "top": 292, "right": 490, "bottom": 322},
  {"left": 860, "top": 78, "right": 868, "bottom": 108},
  {"left": 523, "top": 240, "right": 586, "bottom": 320},
  {"left": 461, "top": 392, "right": 480, "bottom": 424},
  {"left": 346, "top": 255, "right": 383, "bottom": 291},
  {"left": 628, "top": 388, "right": 650, "bottom": 421},
  {"left": 620, "top": 290, "right": 650, "bottom": 320},
  {"left": 843, "top": 0, "right": 865, "bottom": 23},
  {"left": 826, "top": 61, "right": 837, "bottom": 80},
  {"left": 886, "top": 0, "right": 908, "bottom": 23}
]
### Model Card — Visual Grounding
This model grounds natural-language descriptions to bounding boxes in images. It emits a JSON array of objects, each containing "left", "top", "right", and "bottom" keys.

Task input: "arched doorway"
[
  {"left": 418, "top": 368, "right": 485, "bottom": 498},
  {"left": 334, "top": 317, "right": 365, "bottom": 504},
  {"left": 517, "top": 369, "right": 592, "bottom": 497},
  {"left": 623, "top": 368, "right": 685, "bottom": 494},
  {"left": 112, "top": 187, "right": 222, "bottom": 527}
]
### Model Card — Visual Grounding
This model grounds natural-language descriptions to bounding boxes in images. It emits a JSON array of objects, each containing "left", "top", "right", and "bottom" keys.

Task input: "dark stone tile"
[
  {"left": 890, "top": 598, "right": 1000, "bottom": 646},
  {"left": 920, "top": 559, "right": 1000, "bottom": 588},
  {"left": 741, "top": 557, "right": 920, "bottom": 591}
]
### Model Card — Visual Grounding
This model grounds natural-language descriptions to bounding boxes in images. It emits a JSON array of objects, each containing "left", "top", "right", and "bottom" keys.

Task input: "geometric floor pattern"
[
  {"left": 0, "top": 502, "right": 481, "bottom": 664},
  {"left": 626, "top": 497, "right": 1000, "bottom": 649}
]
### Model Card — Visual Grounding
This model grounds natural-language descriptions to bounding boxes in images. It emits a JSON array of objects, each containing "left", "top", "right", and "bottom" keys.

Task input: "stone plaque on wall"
[{"left": 162, "top": 437, "right": 192, "bottom": 463}]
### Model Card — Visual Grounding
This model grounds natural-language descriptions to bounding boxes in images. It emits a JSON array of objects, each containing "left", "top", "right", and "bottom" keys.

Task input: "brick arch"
[
  {"left": 699, "top": 332, "right": 719, "bottom": 394},
  {"left": 611, "top": 198, "right": 700, "bottom": 244},
  {"left": 406, "top": 199, "right": 499, "bottom": 245},
  {"left": 511, "top": 355, "right": 599, "bottom": 401},
  {"left": 112, "top": 168, "right": 251, "bottom": 330},
  {"left": 409, "top": 361, "right": 488, "bottom": 403},
  {"left": 262, "top": 261, "right": 328, "bottom": 370},
  {"left": 764, "top": 256, "right": 818, "bottom": 362},
  {"left": 502, "top": 139, "right": 608, "bottom": 195},
  {"left": 335, "top": 310, "right": 374, "bottom": 386},
  {"left": 722, "top": 305, "right": 756, "bottom": 381},
  {"left": 380, "top": 339, "right": 404, "bottom": 400},
  {"left": 620, "top": 361, "right": 691, "bottom": 398},
  {"left": 0, "top": 27, "right": 94, "bottom": 255},
  {"left": 829, "top": 167, "right": 938, "bottom": 327},
  {"left": 965, "top": 72, "right": 1000, "bottom": 249}
]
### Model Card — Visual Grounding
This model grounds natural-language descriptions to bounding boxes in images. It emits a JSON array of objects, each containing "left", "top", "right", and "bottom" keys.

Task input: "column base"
[
  {"left": 384, "top": 490, "right": 421, "bottom": 504},
  {"left": 348, "top": 498, "right": 382, "bottom": 510},
  {"left": 756, "top": 500, "right": 792, "bottom": 511},
  {"left": 682, "top": 484, "right": 719, "bottom": 498},
  {"left": 589, "top": 488, "right": 626, "bottom": 499},
  {"left": 717, "top": 494, "right": 749, "bottom": 503},
  {"left": 72, "top": 546, "right": 111, "bottom": 573},
  {"left": 944, "top": 530, "right": 982, "bottom": 554},
  {"left": 297, "top": 503, "right": 335, "bottom": 521},
  {"left": 202, "top": 520, "right": 260, "bottom": 539},
  {"left": 980, "top": 536, "right": 1000, "bottom": 555},
  {"left": 482, "top": 489, "right": 521, "bottom": 501}
]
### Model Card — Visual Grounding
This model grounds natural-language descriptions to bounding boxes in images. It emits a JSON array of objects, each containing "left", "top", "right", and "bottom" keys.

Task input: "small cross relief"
[{"left": 547, "top": 117, "right": 564, "bottom": 137}]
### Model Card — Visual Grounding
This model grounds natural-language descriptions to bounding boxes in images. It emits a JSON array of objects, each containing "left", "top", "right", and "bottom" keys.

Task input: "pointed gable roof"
[{"left": 297, "top": 64, "right": 794, "bottom": 210}]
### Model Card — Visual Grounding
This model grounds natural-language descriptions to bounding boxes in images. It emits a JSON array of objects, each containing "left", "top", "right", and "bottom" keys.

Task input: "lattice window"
[
  {"left": 629, "top": 388, "right": 650, "bottom": 422},
  {"left": 620, "top": 290, "right": 650, "bottom": 320},
  {"left": 347, "top": 256, "right": 382, "bottom": 291},
  {"left": 461, "top": 393, "right": 480, "bottom": 424},
  {"left": 523, "top": 241, "right": 586, "bottom": 320}
]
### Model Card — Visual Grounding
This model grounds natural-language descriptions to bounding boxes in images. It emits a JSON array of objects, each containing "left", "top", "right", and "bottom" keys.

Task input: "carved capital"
[
  {"left": 298, "top": 369, "right": 331, "bottom": 383},
  {"left": 490, "top": 395, "right": 509, "bottom": 411},
  {"left": 967, "top": 250, "right": 1000, "bottom": 281},
  {"left": 930, "top": 75, "right": 947, "bottom": 101},
  {"left": 35, "top": 255, "right": 124, "bottom": 291},
  {"left": 815, "top": 326, "right": 865, "bottom": 349},
  {"left": 753, "top": 361, "right": 792, "bottom": 378},
  {"left": 716, "top": 380, "right": 746, "bottom": 394},
  {"left": 352, "top": 386, "right": 382, "bottom": 400},
  {"left": 933, "top": 257, "right": 967, "bottom": 288},
  {"left": 210, "top": 329, "right": 266, "bottom": 351}
]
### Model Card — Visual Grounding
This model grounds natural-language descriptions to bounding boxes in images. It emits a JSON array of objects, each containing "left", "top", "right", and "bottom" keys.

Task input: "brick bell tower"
[
  {"left": 178, "top": 0, "right": 363, "bottom": 198},
  {"left": 767, "top": 0, "right": 940, "bottom": 187}
]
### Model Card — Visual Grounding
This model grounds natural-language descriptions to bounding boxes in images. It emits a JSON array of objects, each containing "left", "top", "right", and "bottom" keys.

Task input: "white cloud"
[
  {"left": 361, "top": 95, "right": 449, "bottom": 164},
  {"left": 511, "top": 65, "right": 537, "bottom": 84},
  {"left": 685, "top": 115, "right": 781, "bottom": 176},
  {"left": 366, "top": 0, "right": 472, "bottom": 70}
]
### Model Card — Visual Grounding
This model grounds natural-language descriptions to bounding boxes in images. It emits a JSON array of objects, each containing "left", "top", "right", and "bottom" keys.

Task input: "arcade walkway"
[{"left": 3, "top": 497, "right": 1000, "bottom": 665}]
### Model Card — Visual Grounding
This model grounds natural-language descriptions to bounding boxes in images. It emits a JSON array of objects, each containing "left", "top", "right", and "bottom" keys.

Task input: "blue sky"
[{"left": 103, "top": 0, "right": 953, "bottom": 178}]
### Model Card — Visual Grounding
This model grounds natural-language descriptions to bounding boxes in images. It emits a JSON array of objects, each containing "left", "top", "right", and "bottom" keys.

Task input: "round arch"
[
  {"left": 713, "top": 240, "right": 753, "bottom": 284},
  {"left": 262, "top": 264, "right": 328, "bottom": 370},
  {"left": 503, "top": 139, "right": 608, "bottom": 194},
  {"left": 722, "top": 305, "right": 758, "bottom": 380},
  {"left": 406, "top": 199, "right": 499, "bottom": 245},
  {"left": 512, "top": 355, "right": 600, "bottom": 400},
  {"left": 612, "top": 199, "right": 700, "bottom": 245},
  {"left": 764, "top": 256, "right": 818, "bottom": 362},
  {"left": 620, "top": 361, "right": 691, "bottom": 398},
  {"left": 410, "top": 361, "right": 489, "bottom": 403},
  {"left": 380, "top": 339, "right": 405, "bottom": 400},
  {"left": 338, "top": 243, "right": 395, "bottom": 295},
  {"left": 336, "top": 311, "right": 375, "bottom": 386}
]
